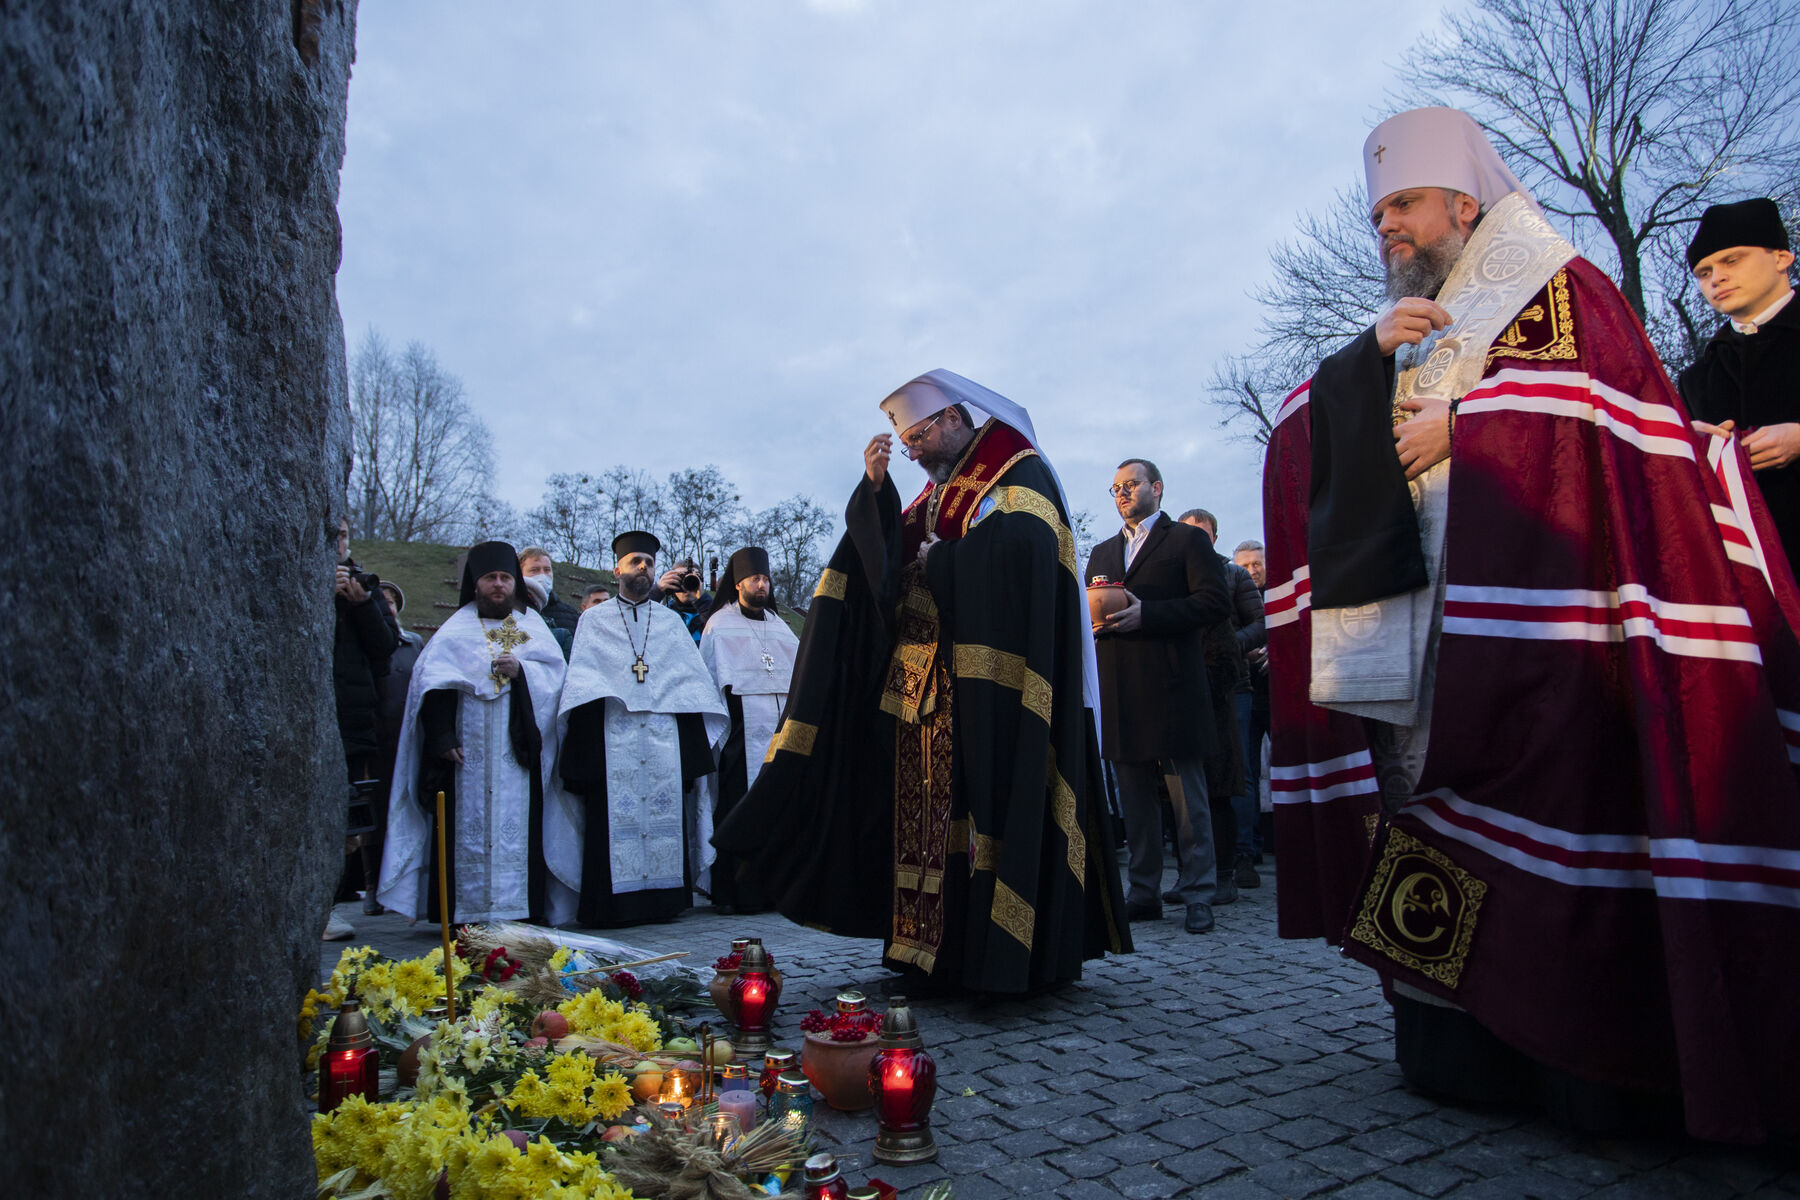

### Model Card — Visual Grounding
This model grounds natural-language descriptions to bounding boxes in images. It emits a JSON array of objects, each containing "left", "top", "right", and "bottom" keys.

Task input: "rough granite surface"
[{"left": 2, "top": 2, "right": 357, "bottom": 1194}]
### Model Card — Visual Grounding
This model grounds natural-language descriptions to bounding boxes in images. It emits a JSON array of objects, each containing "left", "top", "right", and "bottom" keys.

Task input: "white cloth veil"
[{"left": 893, "top": 368, "right": 1102, "bottom": 716}]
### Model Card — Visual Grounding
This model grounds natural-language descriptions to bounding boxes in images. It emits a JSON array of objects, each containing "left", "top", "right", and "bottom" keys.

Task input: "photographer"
[
  {"left": 654, "top": 556, "right": 713, "bottom": 645},
  {"left": 328, "top": 516, "right": 398, "bottom": 939}
]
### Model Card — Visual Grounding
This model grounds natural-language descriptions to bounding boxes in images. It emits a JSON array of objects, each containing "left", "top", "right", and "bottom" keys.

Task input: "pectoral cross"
[
  {"left": 485, "top": 615, "right": 530, "bottom": 652},
  {"left": 1373, "top": 144, "right": 1387, "bottom": 163},
  {"left": 761, "top": 652, "right": 776, "bottom": 673},
  {"left": 632, "top": 656, "right": 649, "bottom": 683}
]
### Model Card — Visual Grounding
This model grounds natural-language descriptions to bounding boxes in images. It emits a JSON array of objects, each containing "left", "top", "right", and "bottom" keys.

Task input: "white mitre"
[
  {"left": 880, "top": 377, "right": 954, "bottom": 434},
  {"left": 1364, "top": 107, "right": 1536, "bottom": 212}
]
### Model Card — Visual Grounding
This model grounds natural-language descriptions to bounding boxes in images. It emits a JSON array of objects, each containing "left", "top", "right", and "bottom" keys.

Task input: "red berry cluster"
[
  {"left": 481, "top": 946, "right": 521, "bottom": 982},
  {"left": 608, "top": 970, "right": 643, "bottom": 1001},
  {"left": 799, "top": 1008, "right": 885, "bottom": 1042},
  {"left": 713, "top": 953, "right": 742, "bottom": 972}
]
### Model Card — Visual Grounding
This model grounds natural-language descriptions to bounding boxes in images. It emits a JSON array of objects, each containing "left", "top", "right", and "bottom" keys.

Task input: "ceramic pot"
[
  {"left": 802, "top": 1031, "right": 879, "bottom": 1111},
  {"left": 1087, "top": 582, "right": 1127, "bottom": 626}
]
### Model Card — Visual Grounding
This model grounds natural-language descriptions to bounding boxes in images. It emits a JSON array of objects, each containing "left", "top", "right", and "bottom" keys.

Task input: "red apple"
[
  {"left": 500, "top": 1129, "right": 530, "bottom": 1152},
  {"left": 532, "top": 1010, "right": 570, "bottom": 1040}
]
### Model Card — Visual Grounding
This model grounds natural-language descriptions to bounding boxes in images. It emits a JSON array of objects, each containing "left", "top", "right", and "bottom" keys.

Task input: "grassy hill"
[{"left": 351, "top": 540, "right": 802, "bottom": 640}]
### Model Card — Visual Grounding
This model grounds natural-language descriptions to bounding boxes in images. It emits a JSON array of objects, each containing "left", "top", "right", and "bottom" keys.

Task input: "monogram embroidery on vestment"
[{"left": 1349, "top": 825, "right": 1487, "bottom": 990}]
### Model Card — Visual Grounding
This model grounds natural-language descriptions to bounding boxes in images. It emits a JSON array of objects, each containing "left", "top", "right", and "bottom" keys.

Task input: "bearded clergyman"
[
  {"left": 714, "top": 370, "right": 1132, "bottom": 994},
  {"left": 1264, "top": 106, "right": 1800, "bottom": 1142},
  {"left": 557, "top": 530, "right": 727, "bottom": 928},
  {"left": 697, "top": 546, "right": 799, "bottom": 915},
  {"left": 377, "top": 541, "right": 582, "bottom": 926}
]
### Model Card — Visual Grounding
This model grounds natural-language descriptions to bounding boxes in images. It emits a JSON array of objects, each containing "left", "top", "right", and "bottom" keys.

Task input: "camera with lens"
[
  {"left": 680, "top": 571, "right": 702, "bottom": 593},
  {"left": 352, "top": 569, "right": 381, "bottom": 591}
]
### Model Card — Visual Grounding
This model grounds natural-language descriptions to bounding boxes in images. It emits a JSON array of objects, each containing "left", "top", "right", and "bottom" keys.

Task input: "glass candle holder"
[
  {"left": 319, "top": 996, "right": 380, "bottom": 1113},
  {"left": 759, "top": 1049, "right": 796, "bottom": 1101},
  {"left": 771, "top": 1070, "right": 815, "bottom": 1140}
]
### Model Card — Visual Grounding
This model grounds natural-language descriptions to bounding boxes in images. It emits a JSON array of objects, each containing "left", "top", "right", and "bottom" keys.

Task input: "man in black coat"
[
  {"left": 1679, "top": 198, "right": 1800, "bottom": 571},
  {"left": 1086, "top": 459, "right": 1231, "bottom": 933},
  {"left": 329, "top": 516, "right": 398, "bottom": 936},
  {"left": 519, "top": 547, "right": 579, "bottom": 658}
]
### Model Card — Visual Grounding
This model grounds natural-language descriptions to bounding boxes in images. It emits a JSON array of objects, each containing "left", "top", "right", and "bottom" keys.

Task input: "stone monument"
[{"left": 1, "top": 2, "right": 358, "bottom": 1194}]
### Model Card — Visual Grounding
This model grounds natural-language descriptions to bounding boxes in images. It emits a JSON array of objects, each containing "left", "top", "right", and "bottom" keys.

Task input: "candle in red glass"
[
  {"left": 759, "top": 1049, "right": 796, "bottom": 1100},
  {"left": 729, "top": 942, "right": 776, "bottom": 1055},
  {"left": 318, "top": 995, "right": 381, "bottom": 1113},
  {"left": 867, "top": 996, "right": 938, "bottom": 1164}
]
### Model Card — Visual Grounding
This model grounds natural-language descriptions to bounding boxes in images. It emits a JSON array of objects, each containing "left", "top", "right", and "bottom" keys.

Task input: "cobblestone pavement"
[{"left": 325, "top": 861, "right": 1799, "bottom": 1198}]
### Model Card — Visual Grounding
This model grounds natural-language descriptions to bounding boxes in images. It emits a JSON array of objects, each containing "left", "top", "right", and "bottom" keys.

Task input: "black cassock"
[
  {"left": 709, "top": 687, "right": 772, "bottom": 912},
  {"left": 1679, "top": 299, "right": 1800, "bottom": 575},
  {"left": 715, "top": 439, "right": 1132, "bottom": 993},
  {"left": 417, "top": 685, "right": 549, "bottom": 925},
  {"left": 559, "top": 704, "right": 714, "bottom": 928}
]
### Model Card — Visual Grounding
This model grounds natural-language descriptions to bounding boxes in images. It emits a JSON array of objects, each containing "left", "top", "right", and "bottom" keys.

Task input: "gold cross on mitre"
[
  {"left": 1373, "top": 144, "right": 1387, "bottom": 163},
  {"left": 485, "top": 614, "right": 530, "bottom": 652}
]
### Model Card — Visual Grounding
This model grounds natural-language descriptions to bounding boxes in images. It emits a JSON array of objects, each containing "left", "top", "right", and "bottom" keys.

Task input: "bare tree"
[
  {"left": 1403, "top": 0, "right": 1800, "bottom": 363},
  {"left": 347, "top": 330, "right": 493, "bottom": 542},
  {"left": 526, "top": 472, "right": 606, "bottom": 566},
  {"left": 664, "top": 465, "right": 742, "bottom": 568},
  {"left": 736, "top": 495, "right": 838, "bottom": 608},
  {"left": 1205, "top": 187, "right": 1385, "bottom": 444},
  {"left": 594, "top": 466, "right": 669, "bottom": 559},
  {"left": 462, "top": 494, "right": 527, "bottom": 546}
]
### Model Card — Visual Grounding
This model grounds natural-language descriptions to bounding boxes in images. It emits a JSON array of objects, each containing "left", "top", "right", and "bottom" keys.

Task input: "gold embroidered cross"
[
  {"left": 485, "top": 615, "right": 529, "bottom": 652},
  {"left": 1373, "top": 144, "right": 1387, "bottom": 163},
  {"left": 1496, "top": 304, "right": 1546, "bottom": 348}
]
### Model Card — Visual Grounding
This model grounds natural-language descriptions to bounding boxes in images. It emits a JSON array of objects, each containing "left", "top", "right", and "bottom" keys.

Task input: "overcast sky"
[{"left": 336, "top": 1, "right": 1449, "bottom": 554}]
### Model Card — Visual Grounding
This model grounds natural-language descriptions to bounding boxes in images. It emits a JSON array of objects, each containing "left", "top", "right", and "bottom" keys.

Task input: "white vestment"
[
  {"left": 377, "top": 604, "right": 582, "bottom": 925},
  {"left": 558, "top": 598, "right": 728, "bottom": 896},
  {"left": 699, "top": 604, "right": 799, "bottom": 793}
]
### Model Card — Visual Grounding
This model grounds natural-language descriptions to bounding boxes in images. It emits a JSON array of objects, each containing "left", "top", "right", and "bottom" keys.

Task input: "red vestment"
[{"left": 1265, "top": 257, "right": 1800, "bottom": 1142}]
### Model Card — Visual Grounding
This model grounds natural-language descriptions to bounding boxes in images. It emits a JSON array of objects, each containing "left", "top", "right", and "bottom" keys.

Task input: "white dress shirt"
[
  {"left": 1122, "top": 509, "right": 1163, "bottom": 571},
  {"left": 1732, "top": 287, "right": 1794, "bottom": 335}
]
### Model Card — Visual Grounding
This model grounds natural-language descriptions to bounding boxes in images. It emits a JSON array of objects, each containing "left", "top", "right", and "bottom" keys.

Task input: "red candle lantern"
[
  {"left": 318, "top": 993, "right": 381, "bottom": 1113},
  {"left": 759, "top": 1048, "right": 796, "bottom": 1100},
  {"left": 730, "top": 942, "right": 776, "bottom": 1056},
  {"left": 867, "top": 996, "right": 938, "bottom": 1163}
]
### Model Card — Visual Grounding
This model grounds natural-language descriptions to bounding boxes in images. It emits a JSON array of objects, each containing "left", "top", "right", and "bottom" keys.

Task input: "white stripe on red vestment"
[
  {"left": 1273, "top": 384, "right": 1309, "bottom": 431},
  {"left": 1457, "top": 369, "right": 1694, "bottom": 460},
  {"left": 1407, "top": 790, "right": 1800, "bottom": 907},
  {"left": 1706, "top": 434, "right": 1780, "bottom": 591},
  {"left": 1264, "top": 565, "right": 1311, "bottom": 629},
  {"left": 1442, "top": 583, "right": 1762, "bottom": 664},
  {"left": 1269, "top": 749, "right": 1378, "bottom": 805}
]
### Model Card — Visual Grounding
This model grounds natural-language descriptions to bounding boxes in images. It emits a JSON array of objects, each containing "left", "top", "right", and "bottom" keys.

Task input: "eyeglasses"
[
  {"left": 1108, "top": 480, "right": 1149, "bottom": 497},
  {"left": 902, "top": 412, "right": 946, "bottom": 450}
]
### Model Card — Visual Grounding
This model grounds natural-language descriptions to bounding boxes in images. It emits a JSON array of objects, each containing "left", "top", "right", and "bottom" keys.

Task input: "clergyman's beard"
[
  {"left": 620, "top": 573, "right": 652, "bottom": 603},
  {"left": 740, "top": 591, "right": 769, "bottom": 611},
  {"left": 476, "top": 595, "right": 513, "bottom": 619},
  {"left": 1384, "top": 227, "right": 1467, "bottom": 301}
]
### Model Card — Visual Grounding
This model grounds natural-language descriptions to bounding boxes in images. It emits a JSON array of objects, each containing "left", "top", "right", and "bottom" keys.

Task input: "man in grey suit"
[{"left": 1085, "top": 459, "right": 1231, "bottom": 933}]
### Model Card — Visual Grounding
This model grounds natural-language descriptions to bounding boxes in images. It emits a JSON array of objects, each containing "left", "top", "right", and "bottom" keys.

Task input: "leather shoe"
[
  {"left": 1126, "top": 901, "right": 1162, "bottom": 922},
  {"left": 1236, "top": 861, "right": 1262, "bottom": 889},
  {"left": 1184, "top": 902, "right": 1215, "bottom": 933},
  {"left": 1161, "top": 889, "right": 1182, "bottom": 905},
  {"left": 1214, "top": 877, "right": 1238, "bottom": 905}
]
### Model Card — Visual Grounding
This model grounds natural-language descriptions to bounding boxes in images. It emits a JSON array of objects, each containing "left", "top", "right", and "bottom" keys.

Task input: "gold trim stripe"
[
  {"left": 972, "top": 832, "right": 1001, "bottom": 872},
  {"left": 990, "top": 880, "right": 1035, "bottom": 951},
  {"left": 990, "top": 486, "right": 1077, "bottom": 576},
  {"left": 813, "top": 568, "right": 848, "bottom": 601},
  {"left": 952, "top": 643, "right": 1052, "bottom": 726},
  {"left": 1047, "top": 750, "right": 1087, "bottom": 887},
  {"left": 763, "top": 719, "right": 818, "bottom": 761}
]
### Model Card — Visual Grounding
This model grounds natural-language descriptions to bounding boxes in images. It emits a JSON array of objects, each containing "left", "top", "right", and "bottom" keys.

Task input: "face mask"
[{"left": 523, "top": 574, "right": 551, "bottom": 604}]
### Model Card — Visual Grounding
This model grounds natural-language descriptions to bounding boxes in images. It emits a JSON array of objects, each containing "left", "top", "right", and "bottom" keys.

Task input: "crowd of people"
[{"left": 325, "top": 105, "right": 1798, "bottom": 1140}]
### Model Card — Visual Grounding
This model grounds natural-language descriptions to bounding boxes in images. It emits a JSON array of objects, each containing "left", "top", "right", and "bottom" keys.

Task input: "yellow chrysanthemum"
[
  {"left": 600, "top": 1010, "right": 662, "bottom": 1053},
  {"left": 548, "top": 945, "right": 573, "bottom": 971},
  {"left": 557, "top": 988, "right": 625, "bottom": 1035},
  {"left": 589, "top": 1072, "right": 633, "bottom": 1121},
  {"left": 468, "top": 988, "right": 509, "bottom": 1022}
]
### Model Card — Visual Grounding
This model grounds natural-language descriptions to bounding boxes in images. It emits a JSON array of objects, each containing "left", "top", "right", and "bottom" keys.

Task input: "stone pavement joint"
[{"left": 324, "top": 859, "right": 1800, "bottom": 1197}]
